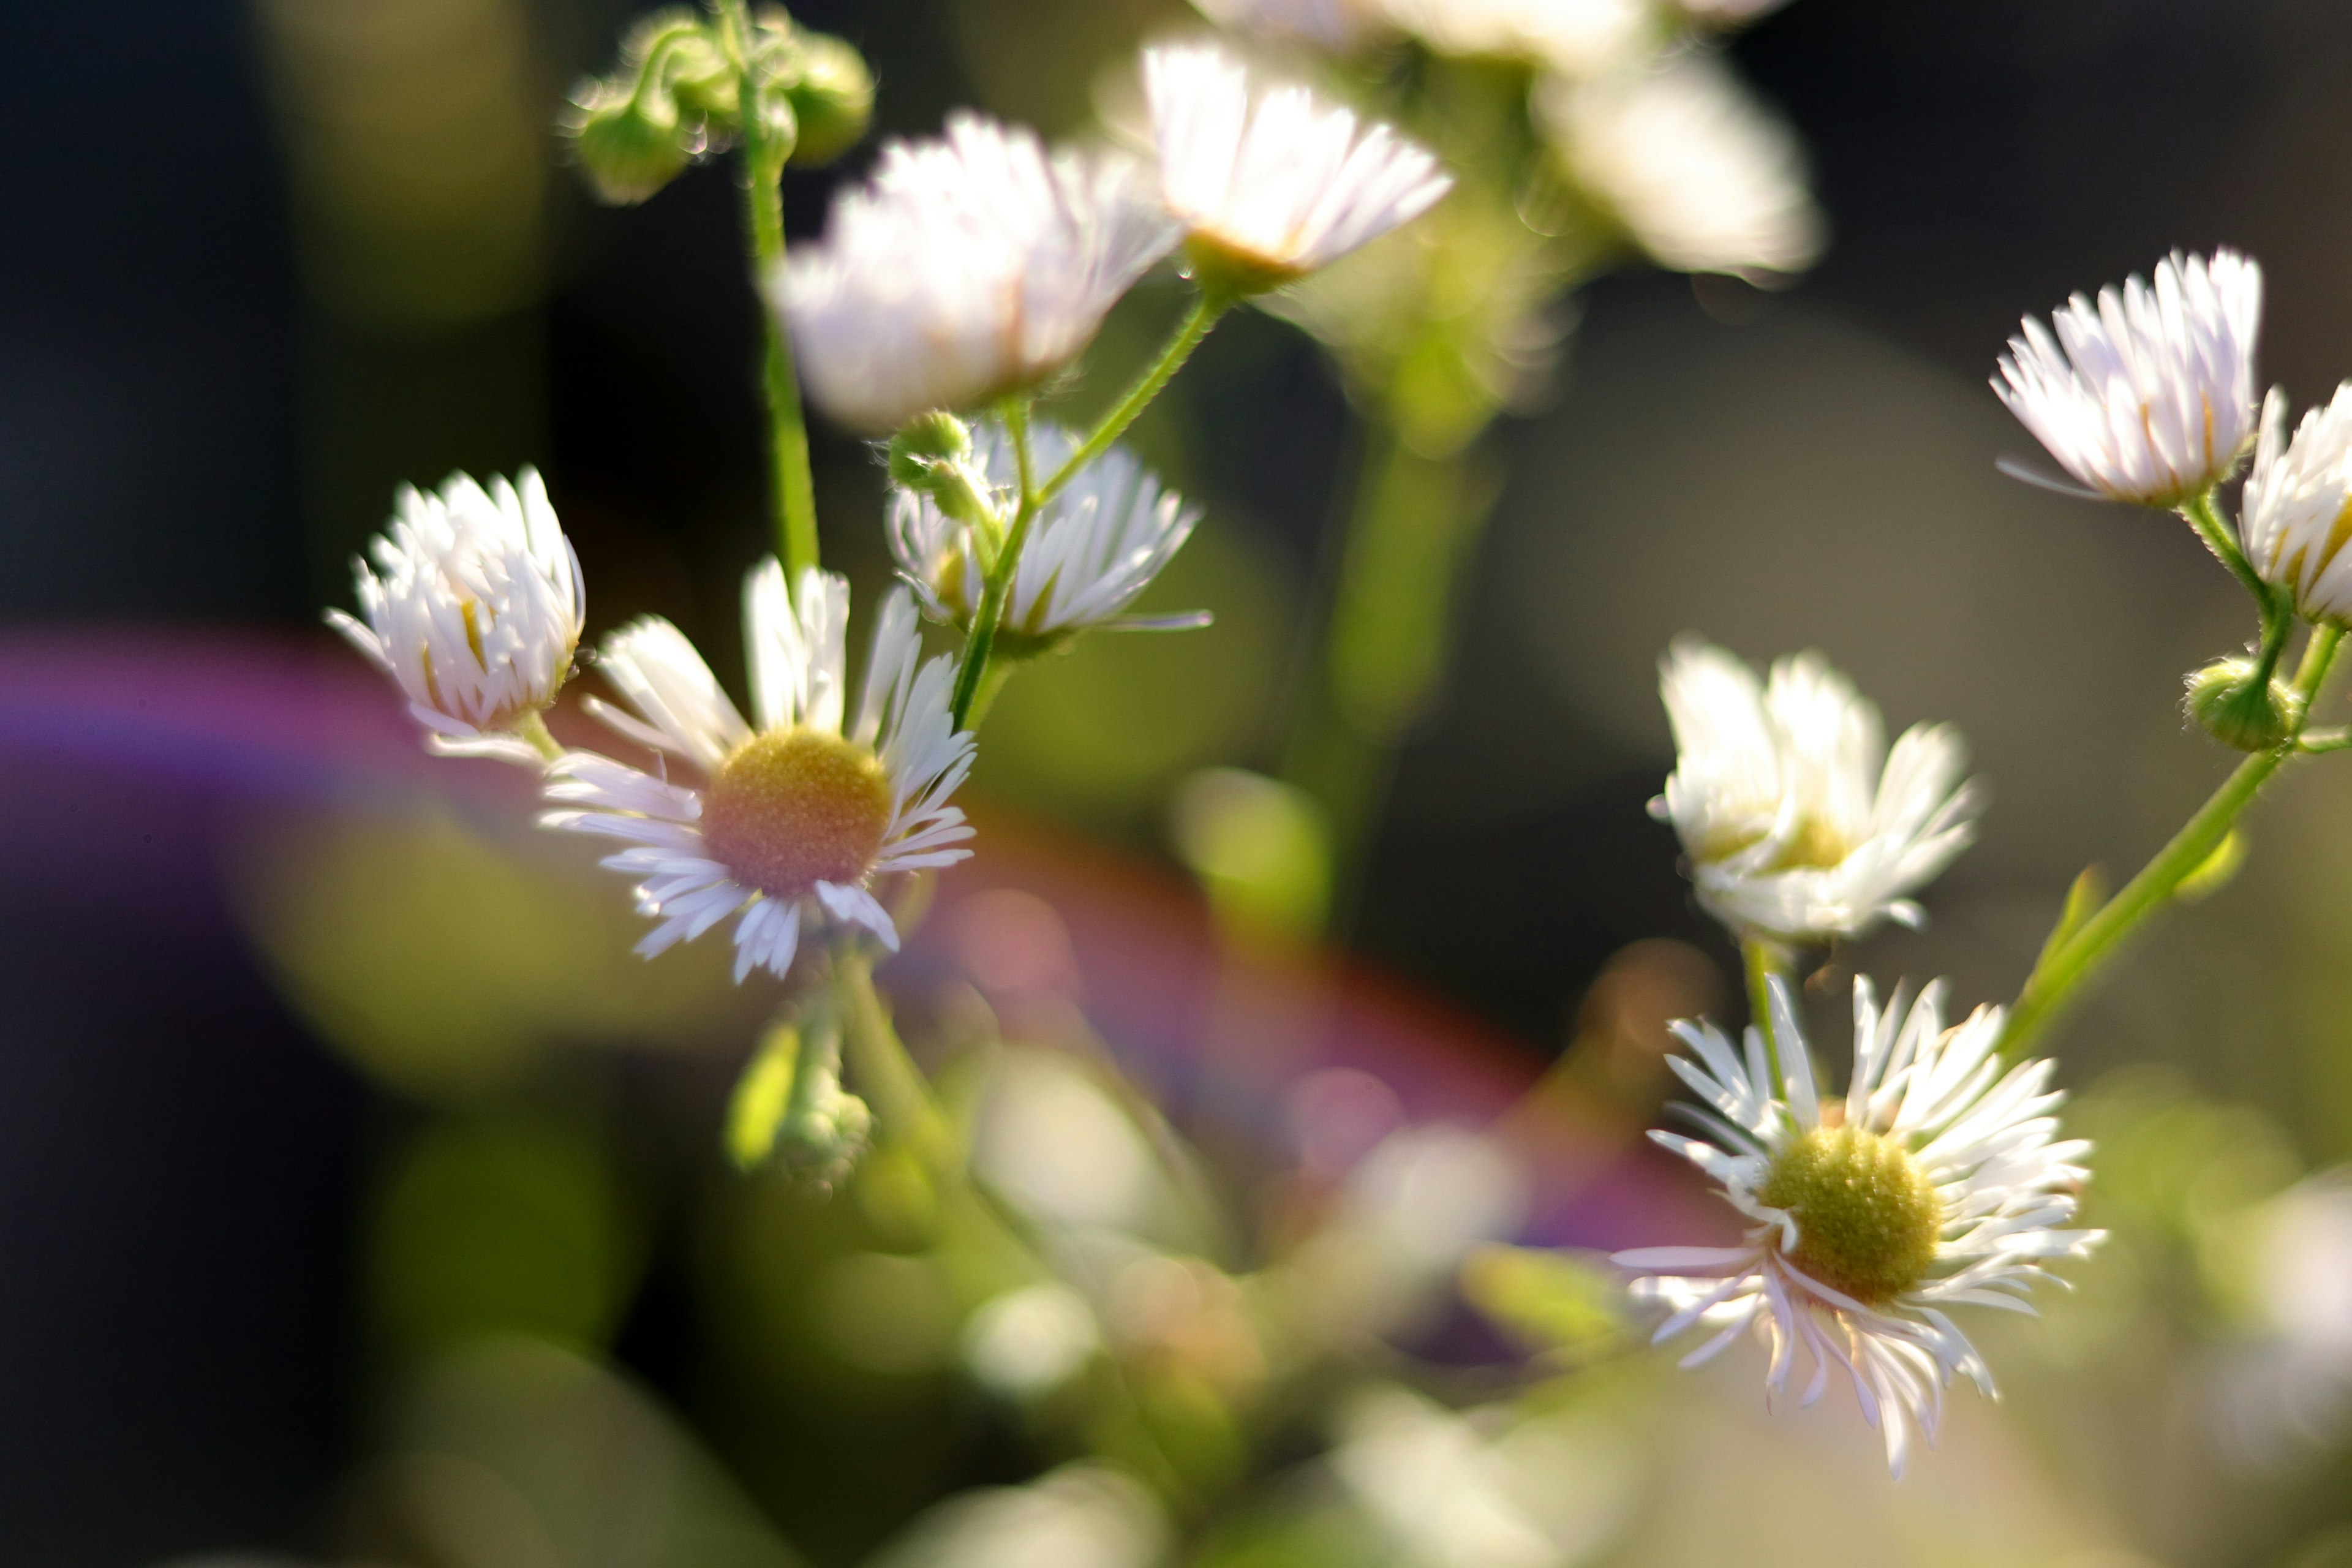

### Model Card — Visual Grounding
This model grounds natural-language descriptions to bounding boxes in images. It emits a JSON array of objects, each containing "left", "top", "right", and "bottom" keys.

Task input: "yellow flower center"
[
  {"left": 1756, "top": 1125, "right": 1942, "bottom": 1305},
  {"left": 701, "top": 728, "right": 894, "bottom": 900},
  {"left": 1692, "top": 814, "right": 1851, "bottom": 871}
]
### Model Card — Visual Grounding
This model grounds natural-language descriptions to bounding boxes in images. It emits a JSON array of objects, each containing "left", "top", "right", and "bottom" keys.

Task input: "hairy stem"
[
  {"left": 1038, "top": 291, "right": 1228, "bottom": 506},
  {"left": 1743, "top": 934, "right": 1790, "bottom": 1092},
  {"left": 949, "top": 402, "right": 1037, "bottom": 728},
  {"left": 2001, "top": 624, "right": 2344, "bottom": 1059}
]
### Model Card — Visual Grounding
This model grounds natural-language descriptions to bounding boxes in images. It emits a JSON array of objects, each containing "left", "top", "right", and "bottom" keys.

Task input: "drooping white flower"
[
  {"left": 1994, "top": 249, "right": 2263, "bottom": 506},
  {"left": 1191, "top": 0, "right": 1387, "bottom": 50},
  {"left": 2239, "top": 385, "right": 2352, "bottom": 625},
  {"left": 1144, "top": 43, "right": 1452, "bottom": 293},
  {"left": 328, "top": 469, "right": 584, "bottom": 763},
  {"left": 888, "top": 420, "right": 1206, "bottom": 640},
  {"left": 1380, "top": 0, "right": 1651, "bottom": 75},
  {"left": 1616, "top": 976, "right": 2105, "bottom": 1476},
  {"left": 541, "top": 564, "right": 974, "bottom": 982},
  {"left": 774, "top": 114, "right": 1179, "bottom": 434},
  {"left": 1651, "top": 638, "right": 1978, "bottom": 943},
  {"left": 1539, "top": 55, "right": 1823, "bottom": 277}
]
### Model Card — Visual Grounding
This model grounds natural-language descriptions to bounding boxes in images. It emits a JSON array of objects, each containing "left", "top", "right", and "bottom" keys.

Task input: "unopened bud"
[
  {"left": 726, "top": 1016, "right": 873, "bottom": 1188},
  {"left": 888, "top": 414, "right": 1000, "bottom": 531},
  {"left": 2186, "top": 656, "right": 2295, "bottom": 752},
  {"left": 570, "top": 86, "right": 693, "bottom": 205},
  {"left": 781, "top": 31, "right": 873, "bottom": 167}
]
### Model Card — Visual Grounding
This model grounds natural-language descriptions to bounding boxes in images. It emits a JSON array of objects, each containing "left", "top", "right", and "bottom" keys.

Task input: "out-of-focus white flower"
[
  {"left": 1617, "top": 976, "right": 2105, "bottom": 1476},
  {"left": 2211, "top": 1170, "right": 2352, "bottom": 1463},
  {"left": 1144, "top": 43, "right": 1452, "bottom": 292},
  {"left": 774, "top": 115, "right": 1178, "bottom": 434},
  {"left": 1540, "top": 55, "right": 1823, "bottom": 277},
  {"left": 1192, "top": 0, "right": 1387, "bottom": 50},
  {"left": 889, "top": 420, "right": 1205, "bottom": 640},
  {"left": 1651, "top": 638, "right": 1978, "bottom": 944},
  {"left": 1329, "top": 1388, "right": 1561, "bottom": 1568},
  {"left": 541, "top": 564, "right": 974, "bottom": 983},
  {"left": 328, "top": 468, "right": 583, "bottom": 763},
  {"left": 1381, "top": 0, "right": 1651, "bottom": 75},
  {"left": 963, "top": 1281, "right": 1102, "bottom": 1400},
  {"left": 2241, "top": 385, "right": 2352, "bottom": 625},
  {"left": 1994, "top": 249, "right": 2263, "bottom": 506},
  {"left": 867, "top": 1464, "right": 1168, "bottom": 1568}
]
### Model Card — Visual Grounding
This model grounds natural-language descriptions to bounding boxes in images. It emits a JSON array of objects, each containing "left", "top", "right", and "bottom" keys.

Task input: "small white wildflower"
[
  {"left": 1380, "top": 0, "right": 1651, "bottom": 75},
  {"left": 541, "top": 564, "right": 974, "bottom": 983},
  {"left": 1144, "top": 43, "right": 1452, "bottom": 293},
  {"left": 1617, "top": 976, "right": 2105, "bottom": 1476},
  {"left": 775, "top": 114, "right": 1178, "bottom": 434},
  {"left": 2241, "top": 385, "right": 2352, "bottom": 625},
  {"left": 1653, "top": 638, "right": 1978, "bottom": 944},
  {"left": 327, "top": 468, "right": 583, "bottom": 763},
  {"left": 1191, "top": 0, "right": 1387, "bottom": 50},
  {"left": 1994, "top": 248, "right": 2263, "bottom": 506},
  {"left": 1540, "top": 55, "right": 1823, "bottom": 277},
  {"left": 888, "top": 420, "right": 1205, "bottom": 641}
]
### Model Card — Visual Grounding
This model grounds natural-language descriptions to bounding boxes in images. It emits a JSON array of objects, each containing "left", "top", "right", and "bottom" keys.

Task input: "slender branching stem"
[
  {"left": 2000, "top": 623, "right": 2344, "bottom": 1060},
  {"left": 835, "top": 949, "right": 953, "bottom": 1160},
  {"left": 949, "top": 402, "right": 1038, "bottom": 728},
  {"left": 1743, "top": 934, "right": 1790, "bottom": 1093},
  {"left": 1038, "top": 290, "right": 1229, "bottom": 506},
  {"left": 514, "top": 710, "right": 565, "bottom": 763},
  {"left": 718, "top": 0, "right": 820, "bottom": 583}
]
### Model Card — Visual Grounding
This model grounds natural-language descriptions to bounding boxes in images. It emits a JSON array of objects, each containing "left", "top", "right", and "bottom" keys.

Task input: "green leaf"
[
  {"left": 2176, "top": 828, "right": 2248, "bottom": 902},
  {"left": 2037, "top": 864, "right": 2108, "bottom": 967},
  {"left": 726, "top": 1023, "right": 800, "bottom": 1171}
]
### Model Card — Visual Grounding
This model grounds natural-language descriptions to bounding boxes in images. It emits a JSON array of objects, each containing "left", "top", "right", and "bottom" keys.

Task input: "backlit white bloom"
[
  {"left": 889, "top": 420, "right": 1205, "bottom": 640},
  {"left": 1192, "top": 0, "right": 1386, "bottom": 50},
  {"left": 1616, "top": 976, "right": 2105, "bottom": 1476},
  {"left": 1144, "top": 43, "right": 1451, "bottom": 292},
  {"left": 541, "top": 564, "right": 974, "bottom": 982},
  {"left": 2211, "top": 1170, "right": 2352, "bottom": 1463},
  {"left": 328, "top": 468, "right": 582, "bottom": 763},
  {"left": 1540, "top": 55, "right": 1823, "bottom": 277},
  {"left": 1381, "top": 0, "right": 1651, "bottom": 75},
  {"left": 1994, "top": 249, "right": 2263, "bottom": 505},
  {"left": 2240, "top": 385, "right": 2352, "bottom": 625},
  {"left": 775, "top": 114, "right": 1178, "bottom": 434},
  {"left": 1651, "top": 639, "right": 1978, "bottom": 943}
]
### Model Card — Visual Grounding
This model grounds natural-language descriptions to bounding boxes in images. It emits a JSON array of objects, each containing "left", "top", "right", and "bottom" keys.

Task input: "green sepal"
[{"left": 2036, "top": 864, "right": 2108, "bottom": 969}]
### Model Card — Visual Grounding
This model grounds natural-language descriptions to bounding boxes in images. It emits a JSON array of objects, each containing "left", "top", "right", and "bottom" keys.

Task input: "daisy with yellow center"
[
  {"left": 1652, "top": 638, "right": 1978, "bottom": 944},
  {"left": 1616, "top": 976, "right": 2105, "bottom": 1475},
  {"left": 541, "top": 562, "right": 975, "bottom": 982}
]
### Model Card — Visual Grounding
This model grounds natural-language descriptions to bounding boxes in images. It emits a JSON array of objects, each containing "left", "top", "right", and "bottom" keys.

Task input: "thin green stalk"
[
  {"left": 720, "top": 0, "right": 818, "bottom": 581},
  {"left": 1038, "top": 291, "right": 1229, "bottom": 505},
  {"left": 1742, "top": 935, "right": 1789, "bottom": 1091},
  {"left": 2001, "top": 624, "right": 2344, "bottom": 1059},
  {"left": 836, "top": 950, "right": 952, "bottom": 1159},
  {"left": 949, "top": 405, "right": 1039, "bottom": 727},
  {"left": 513, "top": 710, "right": 565, "bottom": 763}
]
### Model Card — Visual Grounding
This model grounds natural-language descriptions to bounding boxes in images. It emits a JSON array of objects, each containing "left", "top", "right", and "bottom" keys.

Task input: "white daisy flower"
[
  {"left": 1539, "top": 55, "right": 1824, "bottom": 278},
  {"left": 1191, "top": 0, "right": 1387, "bottom": 51},
  {"left": 888, "top": 420, "right": 1206, "bottom": 642},
  {"left": 1143, "top": 43, "right": 1452, "bottom": 294},
  {"left": 1379, "top": 0, "right": 1652, "bottom": 76},
  {"left": 774, "top": 113, "right": 1179, "bottom": 434},
  {"left": 327, "top": 468, "right": 584, "bottom": 764},
  {"left": 1993, "top": 248, "right": 2263, "bottom": 507},
  {"left": 2240, "top": 385, "right": 2352, "bottom": 625},
  {"left": 1651, "top": 639, "right": 1978, "bottom": 944},
  {"left": 541, "top": 564, "right": 976, "bottom": 983},
  {"left": 1616, "top": 976, "right": 2106, "bottom": 1476}
]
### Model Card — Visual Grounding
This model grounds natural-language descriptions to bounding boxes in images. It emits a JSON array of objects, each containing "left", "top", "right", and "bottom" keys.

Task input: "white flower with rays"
[
  {"left": 1539, "top": 55, "right": 1824, "bottom": 278},
  {"left": 1144, "top": 43, "right": 1452, "bottom": 294},
  {"left": 328, "top": 468, "right": 583, "bottom": 763},
  {"left": 1994, "top": 248, "right": 2263, "bottom": 506},
  {"left": 1652, "top": 639, "right": 1978, "bottom": 943},
  {"left": 2241, "top": 384, "right": 2352, "bottom": 626},
  {"left": 889, "top": 420, "right": 1206, "bottom": 641},
  {"left": 1616, "top": 976, "right": 2105, "bottom": 1476},
  {"left": 1192, "top": 0, "right": 1386, "bottom": 50},
  {"left": 541, "top": 564, "right": 975, "bottom": 982},
  {"left": 774, "top": 114, "right": 1178, "bottom": 434}
]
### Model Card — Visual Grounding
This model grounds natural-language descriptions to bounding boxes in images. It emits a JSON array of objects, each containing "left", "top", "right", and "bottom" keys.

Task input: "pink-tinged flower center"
[{"left": 702, "top": 728, "right": 893, "bottom": 899}]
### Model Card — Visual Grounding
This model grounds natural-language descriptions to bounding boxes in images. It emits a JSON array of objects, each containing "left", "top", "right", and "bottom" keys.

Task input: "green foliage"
[{"left": 1461, "top": 1245, "right": 1631, "bottom": 1365}]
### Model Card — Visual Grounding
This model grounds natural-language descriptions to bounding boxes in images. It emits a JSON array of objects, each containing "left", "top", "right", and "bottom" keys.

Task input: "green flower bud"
[
  {"left": 888, "top": 413, "right": 1000, "bottom": 532},
  {"left": 570, "top": 85, "right": 693, "bottom": 206},
  {"left": 780, "top": 31, "right": 873, "bottom": 167},
  {"left": 2186, "top": 656, "right": 2296, "bottom": 752}
]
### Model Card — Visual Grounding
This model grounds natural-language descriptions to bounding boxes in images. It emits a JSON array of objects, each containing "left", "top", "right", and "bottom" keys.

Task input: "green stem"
[
  {"left": 513, "top": 710, "right": 565, "bottom": 763},
  {"left": 720, "top": 0, "right": 818, "bottom": 582},
  {"left": 2001, "top": 624, "right": 2344, "bottom": 1060},
  {"left": 1038, "top": 291, "right": 1229, "bottom": 506},
  {"left": 1742, "top": 935, "right": 1790, "bottom": 1091},
  {"left": 949, "top": 404, "right": 1038, "bottom": 728},
  {"left": 835, "top": 950, "right": 953, "bottom": 1160}
]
